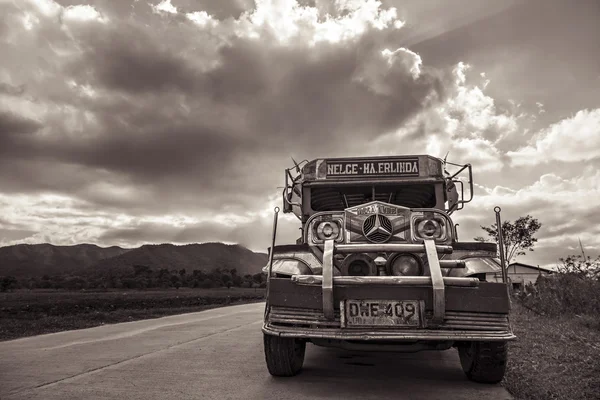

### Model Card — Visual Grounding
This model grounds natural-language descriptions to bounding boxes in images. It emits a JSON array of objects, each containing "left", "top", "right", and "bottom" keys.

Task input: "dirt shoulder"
[
  {"left": 504, "top": 301, "right": 600, "bottom": 400},
  {"left": 0, "top": 288, "right": 265, "bottom": 341}
]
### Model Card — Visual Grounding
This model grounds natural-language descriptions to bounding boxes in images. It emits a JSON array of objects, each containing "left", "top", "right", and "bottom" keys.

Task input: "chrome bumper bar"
[
  {"left": 291, "top": 275, "right": 478, "bottom": 287},
  {"left": 262, "top": 323, "right": 516, "bottom": 341}
]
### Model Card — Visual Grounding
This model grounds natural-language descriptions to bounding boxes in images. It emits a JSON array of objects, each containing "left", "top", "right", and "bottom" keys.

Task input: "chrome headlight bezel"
[
  {"left": 410, "top": 209, "right": 453, "bottom": 244},
  {"left": 305, "top": 213, "right": 345, "bottom": 244}
]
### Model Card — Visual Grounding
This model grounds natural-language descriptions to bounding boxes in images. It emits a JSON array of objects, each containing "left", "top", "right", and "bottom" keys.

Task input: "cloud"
[
  {"left": 508, "top": 108, "right": 600, "bottom": 165},
  {"left": 0, "top": 82, "right": 25, "bottom": 96},
  {"left": 453, "top": 166, "right": 600, "bottom": 267},
  {"left": 365, "top": 62, "right": 524, "bottom": 173},
  {"left": 63, "top": 5, "right": 108, "bottom": 23},
  {"left": 0, "top": 0, "right": 447, "bottom": 215},
  {"left": 152, "top": 0, "right": 177, "bottom": 15}
]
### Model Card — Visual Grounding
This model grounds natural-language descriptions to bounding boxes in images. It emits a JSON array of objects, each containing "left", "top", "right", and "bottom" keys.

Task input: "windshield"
[{"left": 310, "top": 184, "right": 437, "bottom": 211}]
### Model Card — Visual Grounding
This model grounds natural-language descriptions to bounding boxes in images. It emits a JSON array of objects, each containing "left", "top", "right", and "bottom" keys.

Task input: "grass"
[
  {"left": 0, "top": 287, "right": 265, "bottom": 341},
  {"left": 504, "top": 301, "right": 600, "bottom": 400}
]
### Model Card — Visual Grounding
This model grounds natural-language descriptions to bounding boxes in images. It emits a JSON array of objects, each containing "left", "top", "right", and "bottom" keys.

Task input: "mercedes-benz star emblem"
[{"left": 362, "top": 211, "right": 393, "bottom": 243}]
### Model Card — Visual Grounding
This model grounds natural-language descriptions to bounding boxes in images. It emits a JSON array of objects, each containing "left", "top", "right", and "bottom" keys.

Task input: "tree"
[
  {"left": 221, "top": 274, "right": 232, "bottom": 285},
  {"left": 0, "top": 276, "right": 19, "bottom": 292},
  {"left": 133, "top": 265, "right": 152, "bottom": 276},
  {"left": 252, "top": 273, "right": 264, "bottom": 284},
  {"left": 557, "top": 254, "right": 600, "bottom": 280},
  {"left": 475, "top": 215, "right": 542, "bottom": 263},
  {"left": 232, "top": 275, "right": 243, "bottom": 287}
]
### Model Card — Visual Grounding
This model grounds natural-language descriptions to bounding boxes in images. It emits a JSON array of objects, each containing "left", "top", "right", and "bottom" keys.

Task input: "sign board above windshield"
[{"left": 325, "top": 158, "right": 420, "bottom": 179}]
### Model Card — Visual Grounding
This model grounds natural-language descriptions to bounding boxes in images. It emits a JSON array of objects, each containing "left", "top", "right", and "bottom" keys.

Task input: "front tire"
[
  {"left": 458, "top": 341, "right": 507, "bottom": 383},
  {"left": 264, "top": 334, "right": 306, "bottom": 377}
]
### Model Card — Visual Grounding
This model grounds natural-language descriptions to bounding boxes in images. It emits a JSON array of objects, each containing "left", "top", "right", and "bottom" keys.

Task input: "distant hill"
[
  {"left": 90, "top": 243, "right": 268, "bottom": 277},
  {"left": 0, "top": 244, "right": 129, "bottom": 277},
  {"left": 0, "top": 242, "right": 268, "bottom": 278}
]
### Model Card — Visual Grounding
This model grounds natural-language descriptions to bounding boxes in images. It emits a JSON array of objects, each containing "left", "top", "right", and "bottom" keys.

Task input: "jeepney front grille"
[
  {"left": 269, "top": 306, "right": 341, "bottom": 328},
  {"left": 269, "top": 307, "right": 509, "bottom": 331}
]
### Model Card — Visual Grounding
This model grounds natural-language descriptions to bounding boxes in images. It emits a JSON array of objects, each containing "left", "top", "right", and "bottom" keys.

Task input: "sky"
[{"left": 0, "top": 0, "right": 599, "bottom": 268}]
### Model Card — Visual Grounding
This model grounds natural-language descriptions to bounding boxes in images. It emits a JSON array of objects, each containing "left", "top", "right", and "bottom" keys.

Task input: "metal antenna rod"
[
  {"left": 264, "top": 207, "right": 280, "bottom": 319},
  {"left": 495, "top": 207, "right": 508, "bottom": 285},
  {"left": 267, "top": 207, "right": 280, "bottom": 281}
]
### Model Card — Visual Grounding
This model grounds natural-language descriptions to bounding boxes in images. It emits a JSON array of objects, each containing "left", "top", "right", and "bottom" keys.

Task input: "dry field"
[
  {"left": 0, "top": 287, "right": 265, "bottom": 341},
  {"left": 504, "top": 301, "right": 600, "bottom": 400}
]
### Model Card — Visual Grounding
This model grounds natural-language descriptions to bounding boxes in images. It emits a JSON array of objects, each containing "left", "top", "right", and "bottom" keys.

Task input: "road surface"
[{"left": 0, "top": 303, "right": 513, "bottom": 400}]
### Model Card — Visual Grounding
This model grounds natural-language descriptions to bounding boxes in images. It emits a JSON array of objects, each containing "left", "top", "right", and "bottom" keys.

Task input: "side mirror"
[
  {"left": 282, "top": 187, "right": 293, "bottom": 213},
  {"left": 446, "top": 179, "right": 459, "bottom": 211}
]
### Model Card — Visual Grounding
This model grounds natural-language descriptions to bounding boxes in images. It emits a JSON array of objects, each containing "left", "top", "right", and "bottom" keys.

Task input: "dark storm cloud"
[
  {"left": 0, "top": 83, "right": 25, "bottom": 96},
  {"left": 72, "top": 24, "right": 200, "bottom": 94},
  {"left": 0, "top": 111, "right": 42, "bottom": 136},
  {"left": 71, "top": 26, "right": 446, "bottom": 155},
  {"left": 0, "top": 3, "right": 447, "bottom": 215}
]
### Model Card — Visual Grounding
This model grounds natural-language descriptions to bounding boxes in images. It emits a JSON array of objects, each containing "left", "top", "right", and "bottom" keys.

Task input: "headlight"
[
  {"left": 411, "top": 211, "right": 453, "bottom": 243},
  {"left": 389, "top": 254, "right": 422, "bottom": 276},
  {"left": 308, "top": 214, "right": 344, "bottom": 244},
  {"left": 417, "top": 219, "right": 442, "bottom": 239},
  {"left": 341, "top": 254, "right": 377, "bottom": 276},
  {"left": 316, "top": 221, "right": 340, "bottom": 240}
]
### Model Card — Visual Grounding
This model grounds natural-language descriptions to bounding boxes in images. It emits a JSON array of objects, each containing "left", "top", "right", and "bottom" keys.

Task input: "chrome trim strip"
[
  {"left": 322, "top": 239, "right": 335, "bottom": 320},
  {"left": 291, "top": 275, "right": 479, "bottom": 287},
  {"left": 425, "top": 239, "right": 445, "bottom": 324},
  {"left": 335, "top": 244, "right": 453, "bottom": 253}
]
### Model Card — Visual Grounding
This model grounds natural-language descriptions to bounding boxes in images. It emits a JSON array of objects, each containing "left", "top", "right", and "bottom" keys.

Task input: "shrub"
[
  {"left": 518, "top": 273, "right": 600, "bottom": 317},
  {"left": 557, "top": 254, "right": 600, "bottom": 280}
]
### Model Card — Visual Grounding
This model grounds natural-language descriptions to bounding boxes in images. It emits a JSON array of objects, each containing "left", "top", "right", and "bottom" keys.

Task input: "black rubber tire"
[
  {"left": 458, "top": 341, "right": 507, "bottom": 384},
  {"left": 264, "top": 334, "right": 306, "bottom": 377},
  {"left": 453, "top": 241, "right": 497, "bottom": 252}
]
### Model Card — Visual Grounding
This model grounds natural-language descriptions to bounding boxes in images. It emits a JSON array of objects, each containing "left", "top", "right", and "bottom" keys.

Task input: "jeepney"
[{"left": 262, "top": 155, "right": 514, "bottom": 383}]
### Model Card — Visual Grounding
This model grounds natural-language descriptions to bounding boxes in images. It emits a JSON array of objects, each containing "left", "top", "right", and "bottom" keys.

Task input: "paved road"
[{"left": 0, "top": 303, "right": 513, "bottom": 400}]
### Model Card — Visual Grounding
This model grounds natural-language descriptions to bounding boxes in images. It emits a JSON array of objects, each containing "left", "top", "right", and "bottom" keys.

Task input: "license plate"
[{"left": 344, "top": 300, "right": 421, "bottom": 327}]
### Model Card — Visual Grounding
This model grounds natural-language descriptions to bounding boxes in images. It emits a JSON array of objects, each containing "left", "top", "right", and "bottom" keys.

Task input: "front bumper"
[
  {"left": 264, "top": 239, "right": 515, "bottom": 342},
  {"left": 263, "top": 306, "right": 515, "bottom": 341}
]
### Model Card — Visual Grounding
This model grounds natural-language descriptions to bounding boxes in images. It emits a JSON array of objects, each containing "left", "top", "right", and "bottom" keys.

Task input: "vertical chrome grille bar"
[
  {"left": 322, "top": 239, "right": 335, "bottom": 320},
  {"left": 425, "top": 239, "right": 446, "bottom": 324}
]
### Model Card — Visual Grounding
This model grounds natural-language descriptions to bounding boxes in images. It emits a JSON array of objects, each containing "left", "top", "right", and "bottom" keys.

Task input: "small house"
[{"left": 486, "top": 260, "right": 555, "bottom": 291}]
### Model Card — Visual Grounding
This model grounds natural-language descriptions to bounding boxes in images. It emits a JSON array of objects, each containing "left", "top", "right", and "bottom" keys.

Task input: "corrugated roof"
[{"left": 490, "top": 259, "right": 555, "bottom": 274}]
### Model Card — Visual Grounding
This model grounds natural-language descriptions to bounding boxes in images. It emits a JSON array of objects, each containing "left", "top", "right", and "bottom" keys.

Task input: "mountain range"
[{"left": 0, "top": 243, "right": 268, "bottom": 278}]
